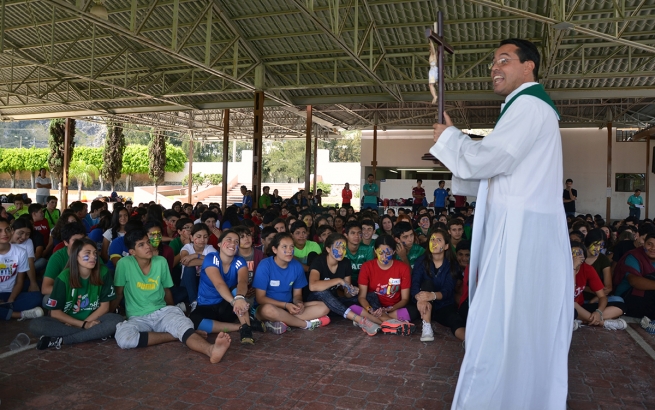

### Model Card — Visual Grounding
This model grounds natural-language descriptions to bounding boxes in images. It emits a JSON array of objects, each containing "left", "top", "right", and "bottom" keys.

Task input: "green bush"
[
  {"left": 316, "top": 181, "right": 331, "bottom": 196},
  {"left": 205, "top": 174, "right": 223, "bottom": 185}
]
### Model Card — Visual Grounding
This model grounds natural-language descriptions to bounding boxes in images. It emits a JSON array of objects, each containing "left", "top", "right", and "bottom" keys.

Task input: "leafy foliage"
[
  {"left": 205, "top": 174, "right": 223, "bottom": 185},
  {"left": 101, "top": 123, "right": 125, "bottom": 190},
  {"left": 23, "top": 147, "right": 49, "bottom": 171},
  {"left": 321, "top": 130, "right": 361, "bottom": 163},
  {"left": 148, "top": 132, "right": 167, "bottom": 185},
  {"left": 181, "top": 172, "right": 206, "bottom": 192},
  {"left": 264, "top": 140, "right": 308, "bottom": 183},
  {"left": 316, "top": 181, "right": 332, "bottom": 196},
  {"left": 48, "top": 119, "right": 75, "bottom": 183},
  {"left": 0, "top": 148, "right": 27, "bottom": 188},
  {"left": 165, "top": 143, "right": 186, "bottom": 172},
  {"left": 69, "top": 160, "right": 99, "bottom": 189}
]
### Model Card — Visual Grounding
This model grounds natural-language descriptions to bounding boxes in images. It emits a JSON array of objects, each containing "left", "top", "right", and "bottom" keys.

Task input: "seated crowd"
[{"left": 1, "top": 187, "right": 652, "bottom": 363}]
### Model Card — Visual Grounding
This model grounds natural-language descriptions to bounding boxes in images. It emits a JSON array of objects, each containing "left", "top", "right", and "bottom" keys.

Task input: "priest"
[{"left": 431, "top": 39, "right": 573, "bottom": 410}]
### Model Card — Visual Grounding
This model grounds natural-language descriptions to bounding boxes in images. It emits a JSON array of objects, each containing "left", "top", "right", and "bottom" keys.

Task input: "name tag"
[
  {"left": 389, "top": 278, "right": 401, "bottom": 285},
  {"left": 270, "top": 280, "right": 280, "bottom": 287}
]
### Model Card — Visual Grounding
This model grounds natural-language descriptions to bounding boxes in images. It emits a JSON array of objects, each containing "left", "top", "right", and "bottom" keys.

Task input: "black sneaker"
[
  {"left": 240, "top": 324, "right": 254, "bottom": 345},
  {"left": 249, "top": 316, "right": 267, "bottom": 333},
  {"left": 37, "top": 336, "right": 62, "bottom": 350}
]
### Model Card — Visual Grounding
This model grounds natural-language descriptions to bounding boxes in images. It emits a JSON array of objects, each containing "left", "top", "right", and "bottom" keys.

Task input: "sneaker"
[
  {"left": 640, "top": 316, "right": 655, "bottom": 334},
  {"left": 240, "top": 324, "right": 254, "bottom": 345},
  {"left": 420, "top": 321, "right": 435, "bottom": 342},
  {"left": 572, "top": 319, "right": 582, "bottom": 331},
  {"left": 176, "top": 302, "right": 187, "bottom": 314},
  {"left": 189, "top": 301, "right": 197, "bottom": 313},
  {"left": 265, "top": 321, "right": 288, "bottom": 335},
  {"left": 37, "top": 336, "right": 62, "bottom": 350},
  {"left": 381, "top": 319, "right": 416, "bottom": 336},
  {"left": 305, "top": 316, "right": 331, "bottom": 330},
  {"left": 603, "top": 318, "right": 627, "bottom": 331},
  {"left": 358, "top": 318, "right": 381, "bottom": 336},
  {"left": 249, "top": 316, "right": 266, "bottom": 333},
  {"left": 18, "top": 307, "right": 44, "bottom": 321}
]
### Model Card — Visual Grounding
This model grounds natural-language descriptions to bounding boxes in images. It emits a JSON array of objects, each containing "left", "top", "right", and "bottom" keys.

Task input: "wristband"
[
  {"left": 197, "top": 253, "right": 201, "bottom": 259},
  {"left": 82, "top": 321, "right": 87, "bottom": 329},
  {"left": 284, "top": 302, "right": 288, "bottom": 310},
  {"left": 231, "top": 295, "right": 246, "bottom": 306},
  {"left": 595, "top": 309, "right": 603, "bottom": 319}
]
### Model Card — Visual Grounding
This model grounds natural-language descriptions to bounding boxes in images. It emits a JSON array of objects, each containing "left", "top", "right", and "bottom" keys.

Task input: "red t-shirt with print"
[
  {"left": 574, "top": 263, "right": 603, "bottom": 305},
  {"left": 358, "top": 259, "right": 411, "bottom": 307},
  {"left": 33, "top": 219, "right": 50, "bottom": 244}
]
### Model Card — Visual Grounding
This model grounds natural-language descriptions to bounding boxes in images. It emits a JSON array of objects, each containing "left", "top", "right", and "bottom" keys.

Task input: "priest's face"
[{"left": 490, "top": 44, "right": 535, "bottom": 97}]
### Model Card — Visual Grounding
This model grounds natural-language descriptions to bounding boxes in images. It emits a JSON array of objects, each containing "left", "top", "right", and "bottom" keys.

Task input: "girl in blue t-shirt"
[
  {"left": 253, "top": 233, "right": 330, "bottom": 334},
  {"left": 190, "top": 230, "right": 264, "bottom": 345}
]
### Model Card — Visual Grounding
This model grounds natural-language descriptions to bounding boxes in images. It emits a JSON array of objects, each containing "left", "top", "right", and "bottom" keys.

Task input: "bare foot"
[
  {"left": 195, "top": 329, "right": 208, "bottom": 339},
  {"left": 209, "top": 332, "right": 231, "bottom": 364}
]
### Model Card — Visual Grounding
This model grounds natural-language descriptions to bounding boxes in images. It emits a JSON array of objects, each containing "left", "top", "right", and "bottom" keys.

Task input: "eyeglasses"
[{"left": 488, "top": 57, "right": 518, "bottom": 70}]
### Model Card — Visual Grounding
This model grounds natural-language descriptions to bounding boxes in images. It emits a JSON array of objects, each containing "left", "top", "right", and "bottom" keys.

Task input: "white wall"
[
  {"left": 315, "top": 150, "right": 361, "bottom": 184},
  {"left": 362, "top": 128, "right": 654, "bottom": 220}
]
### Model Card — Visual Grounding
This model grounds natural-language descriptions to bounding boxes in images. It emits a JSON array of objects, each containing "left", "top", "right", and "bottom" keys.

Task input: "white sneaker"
[
  {"left": 189, "top": 301, "right": 197, "bottom": 312},
  {"left": 18, "top": 307, "right": 44, "bottom": 321},
  {"left": 176, "top": 302, "right": 187, "bottom": 313},
  {"left": 572, "top": 319, "right": 582, "bottom": 331},
  {"left": 640, "top": 316, "right": 653, "bottom": 331},
  {"left": 420, "top": 321, "right": 434, "bottom": 342},
  {"left": 603, "top": 318, "right": 627, "bottom": 330}
]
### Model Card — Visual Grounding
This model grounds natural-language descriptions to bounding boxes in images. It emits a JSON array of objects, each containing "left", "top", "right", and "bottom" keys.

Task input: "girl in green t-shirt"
[{"left": 30, "top": 238, "right": 123, "bottom": 350}]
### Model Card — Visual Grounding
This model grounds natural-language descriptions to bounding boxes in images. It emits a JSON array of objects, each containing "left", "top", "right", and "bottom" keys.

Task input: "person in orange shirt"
[{"left": 341, "top": 183, "right": 352, "bottom": 209}]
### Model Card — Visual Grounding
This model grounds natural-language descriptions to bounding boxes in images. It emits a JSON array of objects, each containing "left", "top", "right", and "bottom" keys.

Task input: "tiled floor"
[{"left": 0, "top": 317, "right": 653, "bottom": 409}]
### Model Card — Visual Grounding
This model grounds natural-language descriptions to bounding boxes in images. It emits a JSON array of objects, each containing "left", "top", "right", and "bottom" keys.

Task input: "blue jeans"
[
  {"left": 307, "top": 290, "right": 359, "bottom": 317},
  {"left": 629, "top": 207, "right": 641, "bottom": 220},
  {"left": 0, "top": 291, "right": 42, "bottom": 320},
  {"left": 181, "top": 266, "right": 199, "bottom": 303}
]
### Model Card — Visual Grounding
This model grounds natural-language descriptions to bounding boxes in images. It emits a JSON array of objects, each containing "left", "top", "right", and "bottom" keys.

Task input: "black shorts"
[{"left": 190, "top": 299, "right": 236, "bottom": 329}]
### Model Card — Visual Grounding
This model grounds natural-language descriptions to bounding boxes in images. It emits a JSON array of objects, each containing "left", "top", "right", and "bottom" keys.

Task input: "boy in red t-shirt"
[
  {"left": 350, "top": 235, "right": 416, "bottom": 335},
  {"left": 571, "top": 241, "right": 626, "bottom": 331},
  {"left": 29, "top": 204, "right": 50, "bottom": 244}
]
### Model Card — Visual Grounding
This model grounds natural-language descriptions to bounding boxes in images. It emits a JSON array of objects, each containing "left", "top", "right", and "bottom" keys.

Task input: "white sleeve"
[
  {"left": 204, "top": 245, "right": 217, "bottom": 255},
  {"left": 181, "top": 244, "right": 193, "bottom": 254},
  {"left": 24, "top": 239, "right": 35, "bottom": 258},
  {"left": 14, "top": 246, "right": 29, "bottom": 273},
  {"left": 103, "top": 229, "right": 112, "bottom": 241},
  {"left": 430, "top": 96, "right": 546, "bottom": 180}
]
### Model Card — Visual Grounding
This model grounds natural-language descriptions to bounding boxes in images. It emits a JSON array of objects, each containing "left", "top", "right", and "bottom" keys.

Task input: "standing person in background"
[
  {"left": 563, "top": 178, "right": 577, "bottom": 218},
  {"left": 259, "top": 186, "right": 272, "bottom": 209},
  {"left": 35, "top": 168, "right": 52, "bottom": 205},
  {"left": 341, "top": 183, "right": 352, "bottom": 209},
  {"left": 362, "top": 174, "right": 379, "bottom": 211},
  {"left": 628, "top": 189, "right": 644, "bottom": 220},
  {"left": 412, "top": 179, "right": 426, "bottom": 213},
  {"left": 315, "top": 189, "right": 323, "bottom": 207},
  {"left": 434, "top": 180, "right": 448, "bottom": 214},
  {"left": 240, "top": 186, "right": 253, "bottom": 210}
]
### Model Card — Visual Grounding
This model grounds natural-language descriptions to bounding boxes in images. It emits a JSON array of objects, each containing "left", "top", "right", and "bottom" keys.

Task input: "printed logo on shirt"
[
  {"left": 270, "top": 280, "right": 280, "bottom": 287},
  {"left": 212, "top": 255, "right": 221, "bottom": 266},
  {"left": 0, "top": 261, "right": 18, "bottom": 282},
  {"left": 574, "top": 285, "right": 584, "bottom": 300},
  {"left": 46, "top": 298, "right": 57, "bottom": 307},
  {"left": 374, "top": 278, "right": 401, "bottom": 299},
  {"left": 107, "top": 285, "right": 115, "bottom": 298},
  {"left": 137, "top": 277, "right": 160, "bottom": 291}
]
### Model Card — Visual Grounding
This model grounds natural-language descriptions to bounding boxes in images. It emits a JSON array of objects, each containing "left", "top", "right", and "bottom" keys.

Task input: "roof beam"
[
  {"left": 289, "top": 0, "right": 403, "bottom": 102},
  {"left": 466, "top": 0, "right": 655, "bottom": 54}
]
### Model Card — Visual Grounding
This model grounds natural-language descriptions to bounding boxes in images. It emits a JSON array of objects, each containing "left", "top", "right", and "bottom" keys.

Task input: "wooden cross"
[{"left": 425, "top": 10, "right": 454, "bottom": 125}]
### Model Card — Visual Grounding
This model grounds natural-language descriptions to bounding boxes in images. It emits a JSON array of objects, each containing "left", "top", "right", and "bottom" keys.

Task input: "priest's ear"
[{"left": 523, "top": 60, "right": 536, "bottom": 81}]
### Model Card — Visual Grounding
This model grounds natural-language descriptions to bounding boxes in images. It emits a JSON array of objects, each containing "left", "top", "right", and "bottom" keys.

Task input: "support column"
[
  {"left": 61, "top": 118, "right": 72, "bottom": 208},
  {"left": 187, "top": 130, "right": 194, "bottom": 205},
  {"left": 313, "top": 127, "right": 318, "bottom": 195},
  {"left": 372, "top": 123, "right": 378, "bottom": 178},
  {"left": 222, "top": 109, "right": 229, "bottom": 212},
  {"left": 305, "top": 105, "right": 312, "bottom": 193},
  {"left": 647, "top": 135, "right": 651, "bottom": 219},
  {"left": 252, "top": 91, "right": 264, "bottom": 207},
  {"left": 607, "top": 122, "right": 612, "bottom": 221}
]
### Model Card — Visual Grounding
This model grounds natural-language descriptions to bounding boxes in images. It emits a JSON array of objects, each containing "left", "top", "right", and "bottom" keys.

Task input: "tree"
[
  {"left": 321, "top": 130, "right": 361, "bottom": 162},
  {"left": 69, "top": 160, "right": 99, "bottom": 200},
  {"left": 264, "top": 140, "right": 307, "bottom": 183},
  {"left": 148, "top": 131, "right": 167, "bottom": 199},
  {"left": 0, "top": 148, "right": 26, "bottom": 188},
  {"left": 48, "top": 118, "right": 75, "bottom": 185},
  {"left": 165, "top": 143, "right": 186, "bottom": 172},
  {"left": 121, "top": 145, "right": 149, "bottom": 190},
  {"left": 181, "top": 172, "right": 206, "bottom": 192},
  {"left": 102, "top": 123, "right": 125, "bottom": 191},
  {"left": 23, "top": 147, "right": 49, "bottom": 188}
]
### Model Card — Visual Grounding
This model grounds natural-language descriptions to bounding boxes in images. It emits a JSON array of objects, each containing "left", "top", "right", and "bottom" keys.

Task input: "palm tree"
[{"left": 69, "top": 160, "right": 99, "bottom": 201}]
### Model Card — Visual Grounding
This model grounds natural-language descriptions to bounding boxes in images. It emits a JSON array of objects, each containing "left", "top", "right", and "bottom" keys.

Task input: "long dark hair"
[
  {"left": 110, "top": 208, "right": 130, "bottom": 240},
  {"left": 422, "top": 228, "right": 458, "bottom": 279},
  {"left": 222, "top": 206, "right": 241, "bottom": 227},
  {"left": 68, "top": 238, "right": 103, "bottom": 288},
  {"left": 51, "top": 210, "right": 80, "bottom": 242},
  {"left": 267, "top": 232, "right": 293, "bottom": 257}
]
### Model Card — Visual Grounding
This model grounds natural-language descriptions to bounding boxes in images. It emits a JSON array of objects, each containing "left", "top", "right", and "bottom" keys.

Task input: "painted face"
[
  {"left": 192, "top": 230, "right": 209, "bottom": 248},
  {"left": 419, "top": 216, "right": 430, "bottom": 229},
  {"left": 375, "top": 245, "right": 394, "bottom": 265},
  {"left": 274, "top": 238, "right": 295, "bottom": 262},
  {"left": 78, "top": 244, "right": 98, "bottom": 267},
  {"left": 220, "top": 233, "right": 240, "bottom": 256},
  {"left": 398, "top": 231, "right": 414, "bottom": 248},
  {"left": 571, "top": 247, "right": 585, "bottom": 269},
  {"left": 148, "top": 229, "right": 162, "bottom": 248},
  {"left": 330, "top": 240, "right": 347, "bottom": 260},
  {"left": 303, "top": 215, "right": 313, "bottom": 227},
  {"left": 588, "top": 241, "right": 603, "bottom": 257},
  {"left": 428, "top": 233, "right": 446, "bottom": 253}
]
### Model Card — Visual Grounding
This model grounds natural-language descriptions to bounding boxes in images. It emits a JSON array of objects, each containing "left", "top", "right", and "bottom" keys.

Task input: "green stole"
[{"left": 497, "top": 83, "right": 560, "bottom": 122}]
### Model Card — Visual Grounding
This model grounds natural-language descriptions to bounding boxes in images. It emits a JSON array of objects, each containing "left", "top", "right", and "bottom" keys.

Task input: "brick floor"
[{"left": 1, "top": 317, "right": 654, "bottom": 409}]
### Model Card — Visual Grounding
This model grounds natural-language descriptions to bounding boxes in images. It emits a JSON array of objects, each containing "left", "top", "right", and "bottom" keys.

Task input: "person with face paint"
[
  {"left": 30, "top": 238, "right": 123, "bottom": 349},
  {"left": 410, "top": 229, "right": 466, "bottom": 342},
  {"left": 571, "top": 241, "right": 626, "bottom": 331},
  {"left": 392, "top": 222, "right": 425, "bottom": 269},
  {"left": 232, "top": 226, "right": 265, "bottom": 304},
  {"left": 415, "top": 214, "right": 431, "bottom": 245},
  {"left": 191, "top": 230, "right": 266, "bottom": 345},
  {"left": 145, "top": 221, "right": 175, "bottom": 273},
  {"left": 179, "top": 224, "right": 218, "bottom": 311},
  {"left": 308, "top": 233, "right": 380, "bottom": 336},
  {"left": 583, "top": 229, "right": 612, "bottom": 298},
  {"left": 253, "top": 233, "right": 330, "bottom": 334},
  {"left": 351, "top": 235, "right": 415, "bottom": 335},
  {"left": 201, "top": 211, "right": 221, "bottom": 249},
  {"left": 343, "top": 222, "right": 374, "bottom": 286}
]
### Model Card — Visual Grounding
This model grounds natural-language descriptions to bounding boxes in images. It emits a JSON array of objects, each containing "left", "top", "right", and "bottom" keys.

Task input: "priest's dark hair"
[{"left": 500, "top": 38, "right": 540, "bottom": 81}]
